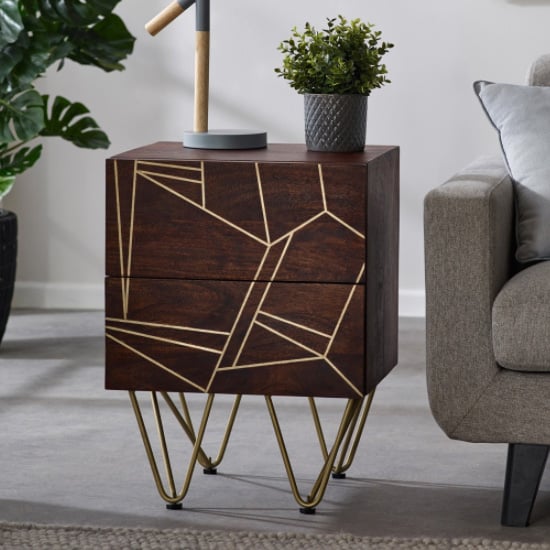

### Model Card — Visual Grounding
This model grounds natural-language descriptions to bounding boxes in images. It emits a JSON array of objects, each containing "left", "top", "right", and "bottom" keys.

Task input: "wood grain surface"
[{"left": 105, "top": 143, "right": 399, "bottom": 397}]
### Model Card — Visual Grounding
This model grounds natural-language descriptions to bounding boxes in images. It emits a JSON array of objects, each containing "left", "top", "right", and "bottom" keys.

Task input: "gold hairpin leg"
[
  {"left": 309, "top": 390, "right": 376, "bottom": 478},
  {"left": 129, "top": 391, "right": 240, "bottom": 508},
  {"left": 265, "top": 395, "right": 364, "bottom": 513},
  {"left": 159, "top": 392, "right": 241, "bottom": 472},
  {"left": 129, "top": 390, "right": 374, "bottom": 512},
  {"left": 333, "top": 390, "right": 375, "bottom": 476}
]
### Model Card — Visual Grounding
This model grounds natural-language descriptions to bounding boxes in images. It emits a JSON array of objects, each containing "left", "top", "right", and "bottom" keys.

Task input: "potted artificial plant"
[
  {"left": 276, "top": 15, "right": 393, "bottom": 152},
  {"left": 0, "top": 0, "right": 135, "bottom": 343}
]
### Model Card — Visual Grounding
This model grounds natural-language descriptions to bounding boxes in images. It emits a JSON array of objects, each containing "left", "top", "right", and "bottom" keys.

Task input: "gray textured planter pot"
[{"left": 303, "top": 93, "right": 367, "bottom": 152}]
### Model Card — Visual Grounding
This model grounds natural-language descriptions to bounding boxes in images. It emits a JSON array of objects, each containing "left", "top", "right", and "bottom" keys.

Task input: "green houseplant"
[
  {"left": 0, "top": 0, "right": 135, "bottom": 343},
  {"left": 276, "top": 16, "right": 393, "bottom": 152}
]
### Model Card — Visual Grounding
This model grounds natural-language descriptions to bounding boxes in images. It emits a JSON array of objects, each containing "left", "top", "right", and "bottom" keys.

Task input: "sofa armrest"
[{"left": 424, "top": 156, "right": 514, "bottom": 437}]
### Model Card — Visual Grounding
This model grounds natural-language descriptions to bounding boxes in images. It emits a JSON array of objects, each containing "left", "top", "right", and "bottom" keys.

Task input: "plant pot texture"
[
  {"left": 304, "top": 94, "right": 367, "bottom": 153},
  {"left": 0, "top": 210, "right": 17, "bottom": 344}
]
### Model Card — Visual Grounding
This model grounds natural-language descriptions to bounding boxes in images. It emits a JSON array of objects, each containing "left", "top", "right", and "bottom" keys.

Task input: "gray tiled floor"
[{"left": 1, "top": 311, "right": 550, "bottom": 543}]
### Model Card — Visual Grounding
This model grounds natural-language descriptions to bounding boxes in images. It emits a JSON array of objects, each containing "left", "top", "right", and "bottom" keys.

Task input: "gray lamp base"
[{"left": 183, "top": 129, "right": 267, "bottom": 150}]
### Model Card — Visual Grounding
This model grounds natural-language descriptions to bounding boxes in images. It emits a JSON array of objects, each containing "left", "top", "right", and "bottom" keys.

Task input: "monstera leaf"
[
  {"left": 0, "top": 0, "right": 23, "bottom": 48},
  {"left": 40, "top": 95, "right": 109, "bottom": 149},
  {"left": 0, "top": 143, "right": 42, "bottom": 174},
  {"left": 68, "top": 13, "right": 136, "bottom": 71},
  {"left": 25, "top": 0, "right": 120, "bottom": 25},
  {"left": 0, "top": 143, "right": 42, "bottom": 197},
  {"left": 0, "top": 88, "right": 44, "bottom": 142},
  {"left": 2, "top": 0, "right": 135, "bottom": 91},
  {"left": 0, "top": 0, "right": 134, "bottom": 193},
  {"left": 0, "top": 175, "right": 16, "bottom": 198},
  {"left": 0, "top": 22, "right": 72, "bottom": 90}
]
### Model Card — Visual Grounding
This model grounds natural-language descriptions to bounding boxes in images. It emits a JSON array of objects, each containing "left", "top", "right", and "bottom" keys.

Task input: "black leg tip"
[
  {"left": 203, "top": 467, "right": 217, "bottom": 475},
  {"left": 332, "top": 472, "right": 346, "bottom": 479},
  {"left": 501, "top": 518, "right": 530, "bottom": 528},
  {"left": 166, "top": 502, "right": 183, "bottom": 510},
  {"left": 300, "top": 507, "right": 316, "bottom": 515}
]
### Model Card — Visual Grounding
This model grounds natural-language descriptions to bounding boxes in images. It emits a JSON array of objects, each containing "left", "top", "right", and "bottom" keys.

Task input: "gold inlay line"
[
  {"left": 105, "top": 317, "right": 230, "bottom": 335},
  {"left": 325, "top": 263, "right": 366, "bottom": 357},
  {"left": 219, "top": 356, "right": 320, "bottom": 371},
  {"left": 106, "top": 326, "right": 223, "bottom": 354},
  {"left": 251, "top": 318, "right": 362, "bottom": 396},
  {"left": 114, "top": 161, "right": 124, "bottom": 278},
  {"left": 121, "top": 162, "right": 138, "bottom": 319},
  {"left": 140, "top": 172, "right": 202, "bottom": 208},
  {"left": 137, "top": 170, "right": 203, "bottom": 185},
  {"left": 355, "top": 264, "right": 366, "bottom": 286},
  {"left": 231, "top": 235, "right": 293, "bottom": 367},
  {"left": 127, "top": 161, "right": 137, "bottom": 278},
  {"left": 318, "top": 164, "right": 328, "bottom": 212},
  {"left": 106, "top": 334, "right": 206, "bottom": 392},
  {"left": 326, "top": 211, "right": 365, "bottom": 240},
  {"left": 254, "top": 320, "right": 322, "bottom": 358},
  {"left": 205, "top": 245, "right": 271, "bottom": 391},
  {"left": 324, "top": 357, "right": 363, "bottom": 397},
  {"left": 258, "top": 311, "right": 331, "bottom": 339},
  {"left": 113, "top": 161, "right": 128, "bottom": 319},
  {"left": 136, "top": 161, "right": 203, "bottom": 172},
  {"left": 123, "top": 279, "right": 130, "bottom": 320},
  {"left": 200, "top": 161, "right": 205, "bottom": 208},
  {"left": 271, "top": 211, "right": 325, "bottom": 246},
  {"left": 255, "top": 163, "right": 270, "bottom": 244},
  {"left": 139, "top": 172, "right": 268, "bottom": 247}
]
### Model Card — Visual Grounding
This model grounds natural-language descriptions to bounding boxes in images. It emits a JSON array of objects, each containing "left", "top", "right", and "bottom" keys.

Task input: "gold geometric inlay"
[
  {"left": 106, "top": 325, "right": 223, "bottom": 355},
  {"left": 219, "top": 356, "right": 321, "bottom": 371},
  {"left": 110, "top": 158, "right": 365, "bottom": 397},
  {"left": 257, "top": 311, "right": 331, "bottom": 339},
  {"left": 105, "top": 316, "right": 230, "bottom": 336},
  {"left": 107, "top": 333, "right": 207, "bottom": 392}
]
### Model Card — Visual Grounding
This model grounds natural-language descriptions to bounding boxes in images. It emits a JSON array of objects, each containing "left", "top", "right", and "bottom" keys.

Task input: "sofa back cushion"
[{"left": 475, "top": 81, "right": 550, "bottom": 263}]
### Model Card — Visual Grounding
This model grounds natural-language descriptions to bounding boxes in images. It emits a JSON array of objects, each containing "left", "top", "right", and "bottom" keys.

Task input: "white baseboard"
[
  {"left": 11, "top": 282, "right": 427, "bottom": 316},
  {"left": 399, "top": 289, "right": 425, "bottom": 317},
  {"left": 13, "top": 282, "right": 104, "bottom": 310}
]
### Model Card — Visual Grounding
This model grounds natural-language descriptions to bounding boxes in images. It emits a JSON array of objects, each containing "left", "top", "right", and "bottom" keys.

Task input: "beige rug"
[{"left": 0, "top": 522, "right": 549, "bottom": 550}]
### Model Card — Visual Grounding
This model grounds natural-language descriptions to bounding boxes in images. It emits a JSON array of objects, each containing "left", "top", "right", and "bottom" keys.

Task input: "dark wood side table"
[{"left": 105, "top": 142, "right": 399, "bottom": 512}]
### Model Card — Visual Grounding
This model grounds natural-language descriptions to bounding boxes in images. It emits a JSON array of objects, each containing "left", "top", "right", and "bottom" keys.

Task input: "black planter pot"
[
  {"left": 0, "top": 210, "right": 17, "bottom": 344},
  {"left": 303, "top": 93, "right": 368, "bottom": 152}
]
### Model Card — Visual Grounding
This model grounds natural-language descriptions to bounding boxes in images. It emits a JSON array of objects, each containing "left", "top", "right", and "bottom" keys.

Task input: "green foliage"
[
  {"left": 275, "top": 15, "right": 393, "bottom": 96},
  {"left": 0, "top": 0, "right": 135, "bottom": 198},
  {"left": 41, "top": 95, "right": 110, "bottom": 149}
]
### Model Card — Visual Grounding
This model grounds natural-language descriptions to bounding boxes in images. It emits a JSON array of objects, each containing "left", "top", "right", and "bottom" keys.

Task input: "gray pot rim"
[{"left": 301, "top": 92, "right": 368, "bottom": 98}]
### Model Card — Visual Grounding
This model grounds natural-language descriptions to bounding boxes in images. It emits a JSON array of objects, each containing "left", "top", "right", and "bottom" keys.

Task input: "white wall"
[{"left": 7, "top": 0, "right": 550, "bottom": 314}]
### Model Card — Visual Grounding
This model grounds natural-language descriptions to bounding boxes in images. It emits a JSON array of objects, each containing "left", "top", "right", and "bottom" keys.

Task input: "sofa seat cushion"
[{"left": 493, "top": 261, "right": 550, "bottom": 372}]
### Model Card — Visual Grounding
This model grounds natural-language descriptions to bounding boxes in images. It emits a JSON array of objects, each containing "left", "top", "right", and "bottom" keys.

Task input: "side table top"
[{"left": 110, "top": 142, "right": 398, "bottom": 164}]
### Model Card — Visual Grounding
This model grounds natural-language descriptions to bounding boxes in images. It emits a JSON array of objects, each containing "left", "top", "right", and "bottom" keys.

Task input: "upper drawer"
[{"left": 106, "top": 159, "right": 366, "bottom": 283}]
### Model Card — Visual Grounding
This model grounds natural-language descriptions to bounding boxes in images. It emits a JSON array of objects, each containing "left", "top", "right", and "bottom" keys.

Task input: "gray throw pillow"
[{"left": 474, "top": 80, "right": 550, "bottom": 263}]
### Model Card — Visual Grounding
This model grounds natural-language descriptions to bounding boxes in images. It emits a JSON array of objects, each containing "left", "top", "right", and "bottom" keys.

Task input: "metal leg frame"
[
  {"left": 128, "top": 391, "right": 241, "bottom": 508},
  {"left": 159, "top": 391, "right": 241, "bottom": 473},
  {"left": 129, "top": 390, "right": 376, "bottom": 512},
  {"left": 309, "top": 390, "right": 375, "bottom": 479},
  {"left": 265, "top": 392, "right": 375, "bottom": 513}
]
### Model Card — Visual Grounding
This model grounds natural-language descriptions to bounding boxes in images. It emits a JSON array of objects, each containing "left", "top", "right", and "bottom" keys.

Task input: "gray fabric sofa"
[{"left": 424, "top": 56, "right": 550, "bottom": 527}]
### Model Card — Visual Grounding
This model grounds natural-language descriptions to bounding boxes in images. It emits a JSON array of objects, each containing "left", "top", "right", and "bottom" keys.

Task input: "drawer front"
[
  {"left": 106, "top": 159, "right": 366, "bottom": 283},
  {"left": 105, "top": 277, "right": 365, "bottom": 398}
]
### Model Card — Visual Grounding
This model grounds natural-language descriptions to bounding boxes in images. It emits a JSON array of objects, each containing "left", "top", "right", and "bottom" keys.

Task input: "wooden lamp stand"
[{"left": 146, "top": 0, "right": 267, "bottom": 149}]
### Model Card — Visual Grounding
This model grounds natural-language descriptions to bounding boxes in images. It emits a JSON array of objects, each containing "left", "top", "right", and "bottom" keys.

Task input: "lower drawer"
[{"left": 105, "top": 278, "right": 365, "bottom": 397}]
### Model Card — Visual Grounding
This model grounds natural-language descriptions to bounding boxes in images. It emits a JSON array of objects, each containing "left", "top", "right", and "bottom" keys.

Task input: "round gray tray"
[{"left": 183, "top": 130, "right": 267, "bottom": 150}]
